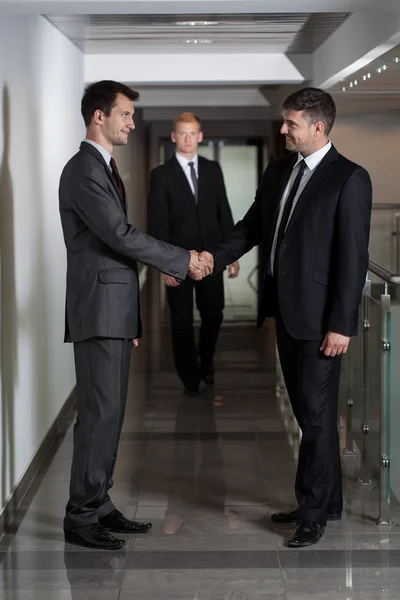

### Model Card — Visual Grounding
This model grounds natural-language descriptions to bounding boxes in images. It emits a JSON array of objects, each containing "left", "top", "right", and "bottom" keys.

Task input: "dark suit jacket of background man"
[
  {"left": 148, "top": 154, "right": 234, "bottom": 253},
  {"left": 59, "top": 141, "right": 190, "bottom": 531},
  {"left": 214, "top": 145, "right": 372, "bottom": 340},
  {"left": 60, "top": 142, "right": 190, "bottom": 343},
  {"left": 147, "top": 154, "right": 235, "bottom": 388}
]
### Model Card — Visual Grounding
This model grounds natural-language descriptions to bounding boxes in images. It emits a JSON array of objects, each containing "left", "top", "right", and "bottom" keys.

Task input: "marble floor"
[{"left": 0, "top": 323, "right": 399, "bottom": 599}]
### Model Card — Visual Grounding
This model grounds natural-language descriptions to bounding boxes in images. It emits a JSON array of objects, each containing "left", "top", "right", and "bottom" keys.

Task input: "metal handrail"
[{"left": 368, "top": 261, "right": 400, "bottom": 286}]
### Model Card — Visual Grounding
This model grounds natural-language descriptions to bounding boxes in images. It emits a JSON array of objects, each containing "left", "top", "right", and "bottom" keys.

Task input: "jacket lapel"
[
  {"left": 284, "top": 146, "right": 338, "bottom": 237},
  {"left": 198, "top": 156, "right": 211, "bottom": 207},
  {"left": 265, "top": 154, "right": 297, "bottom": 238},
  {"left": 104, "top": 164, "right": 127, "bottom": 213},
  {"left": 171, "top": 156, "right": 197, "bottom": 206},
  {"left": 79, "top": 142, "right": 127, "bottom": 214}
]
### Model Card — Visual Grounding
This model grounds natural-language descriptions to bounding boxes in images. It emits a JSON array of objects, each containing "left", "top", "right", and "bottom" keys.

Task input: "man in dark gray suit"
[{"left": 59, "top": 80, "right": 212, "bottom": 550}]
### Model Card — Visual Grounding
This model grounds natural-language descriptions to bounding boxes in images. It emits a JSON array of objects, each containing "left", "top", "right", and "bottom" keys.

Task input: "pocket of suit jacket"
[
  {"left": 98, "top": 268, "right": 135, "bottom": 284},
  {"left": 312, "top": 271, "right": 329, "bottom": 286}
]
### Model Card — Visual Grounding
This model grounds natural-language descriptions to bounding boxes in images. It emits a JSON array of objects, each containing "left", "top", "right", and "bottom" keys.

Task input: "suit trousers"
[
  {"left": 275, "top": 309, "right": 343, "bottom": 526},
  {"left": 166, "top": 273, "right": 224, "bottom": 387},
  {"left": 64, "top": 337, "right": 132, "bottom": 531}
]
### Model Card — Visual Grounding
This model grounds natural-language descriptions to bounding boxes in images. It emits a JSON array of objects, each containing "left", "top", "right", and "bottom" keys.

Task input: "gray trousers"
[{"left": 64, "top": 337, "right": 132, "bottom": 531}]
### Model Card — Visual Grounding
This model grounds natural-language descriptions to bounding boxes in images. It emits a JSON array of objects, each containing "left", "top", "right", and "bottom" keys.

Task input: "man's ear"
[
  {"left": 171, "top": 131, "right": 176, "bottom": 143},
  {"left": 314, "top": 121, "right": 325, "bottom": 136},
  {"left": 93, "top": 110, "right": 104, "bottom": 125},
  {"left": 198, "top": 131, "right": 204, "bottom": 143}
]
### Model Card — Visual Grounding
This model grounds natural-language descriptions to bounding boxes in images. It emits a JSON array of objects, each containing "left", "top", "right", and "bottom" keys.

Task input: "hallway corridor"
[{"left": 0, "top": 324, "right": 399, "bottom": 599}]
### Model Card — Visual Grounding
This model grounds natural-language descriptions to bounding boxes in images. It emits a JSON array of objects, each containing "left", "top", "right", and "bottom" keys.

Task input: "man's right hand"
[
  {"left": 162, "top": 273, "right": 181, "bottom": 287},
  {"left": 188, "top": 250, "right": 213, "bottom": 280}
]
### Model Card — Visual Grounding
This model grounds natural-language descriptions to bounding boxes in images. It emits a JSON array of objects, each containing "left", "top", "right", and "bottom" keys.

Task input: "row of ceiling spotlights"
[{"left": 341, "top": 57, "right": 399, "bottom": 91}]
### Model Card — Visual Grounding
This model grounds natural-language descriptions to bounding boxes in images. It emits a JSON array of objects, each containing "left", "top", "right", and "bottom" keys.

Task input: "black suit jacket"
[
  {"left": 59, "top": 142, "right": 190, "bottom": 342},
  {"left": 214, "top": 145, "right": 372, "bottom": 340},
  {"left": 147, "top": 155, "right": 234, "bottom": 251}
]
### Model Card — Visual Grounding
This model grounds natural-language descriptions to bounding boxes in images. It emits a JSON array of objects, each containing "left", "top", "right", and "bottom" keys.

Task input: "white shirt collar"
[
  {"left": 83, "top": 139, "right": 112, "bottom": 168},
  {"left": 175, "top": 152, "right": 198, "bottom": 169},
  {"left": 295, "top": 141, "right": 332, "bottom": 172}
]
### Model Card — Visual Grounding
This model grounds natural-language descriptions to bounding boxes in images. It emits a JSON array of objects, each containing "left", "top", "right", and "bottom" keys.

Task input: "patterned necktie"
[
  {"left": 188, "top": 161, "right": 198, "bottom": 203},
  {"left": 110, "top": 157, "right": 125, "bottom": 201},
  {"left": 273, "top": 159, "right": 306, "bottom": 275}
]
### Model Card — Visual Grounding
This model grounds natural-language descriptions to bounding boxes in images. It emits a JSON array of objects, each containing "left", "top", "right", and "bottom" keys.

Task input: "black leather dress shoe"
[
  {"left": 202, "top": 371, "right": 214, "bottom": 385},
  {"left": 99, "top": 509, "right": 152, "bottom": 534},
  {"left": 271, "top": 506, "right": 342, "bottom": 523},
  {"left": 287, "top": 521, "right": 325, "bottom": 547},
  {"left": 183, "top": 385, "right": 199, "bottom": 397},
  {"left": 64, "top": 524, "right": 125, "bottom": 550}
]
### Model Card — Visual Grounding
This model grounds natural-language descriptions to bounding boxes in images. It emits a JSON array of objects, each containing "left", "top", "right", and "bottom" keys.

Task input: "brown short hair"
[
  {"left": 81, "top": 80, "right": 139, "bottom": 127},
  {"left": 282, "top": 87, "right": 336, "bottom": 136},
  {"left": 173, "top": 112, "right": 201, "bottom": 131}
]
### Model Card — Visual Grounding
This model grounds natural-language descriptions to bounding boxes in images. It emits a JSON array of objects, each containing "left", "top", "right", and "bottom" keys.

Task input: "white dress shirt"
[
  {"left": 270, "top": 141, "right": 332, "bottom": 274},
  {"left": 83, "top": 139, "right": 112, "bottom": 171},
  {"left": 175, "top": 152, "right": 198, "bottom": 196}
]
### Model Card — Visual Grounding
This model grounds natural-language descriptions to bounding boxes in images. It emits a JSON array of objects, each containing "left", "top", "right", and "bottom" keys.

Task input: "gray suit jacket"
[{"left": 59, "top": 141, "right": 190, "bottom": 342}]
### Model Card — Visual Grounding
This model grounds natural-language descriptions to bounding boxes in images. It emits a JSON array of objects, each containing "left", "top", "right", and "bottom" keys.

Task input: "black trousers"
[
  {"left": 64, "top": 337, "right": 132, "bottom": 531},
  {"left": 166, "top": 273, "right": 224, "bottom": 388},
  {"left": 275, "top": 310, "right": 343, "bottom": 526}
]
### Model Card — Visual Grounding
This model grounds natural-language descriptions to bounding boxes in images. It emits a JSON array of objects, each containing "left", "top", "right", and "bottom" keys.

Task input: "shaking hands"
[
  {"left": 188, "top": 250, "right": 214, "bottom": 281},
  {"left": 162, "top": 252, "right": 239, "bottom": 287},
  {"left": 161, "top": 251, "right": 213, "bottom": 288}
]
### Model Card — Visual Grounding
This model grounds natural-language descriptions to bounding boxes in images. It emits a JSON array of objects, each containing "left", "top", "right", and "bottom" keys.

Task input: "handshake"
[{"left": 188, "top": 250, "right": 214, "bottom": 281}]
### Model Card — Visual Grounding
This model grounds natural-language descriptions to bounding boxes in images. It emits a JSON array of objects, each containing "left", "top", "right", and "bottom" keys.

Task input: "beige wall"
[{"left": 331, "top": 114, "right": 400, "bottom": 270}]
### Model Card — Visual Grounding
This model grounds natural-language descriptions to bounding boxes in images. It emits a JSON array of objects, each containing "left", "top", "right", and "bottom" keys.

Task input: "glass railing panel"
[
  {"left": 369, "top": 209, "right": 400, "bottom": 272},
  {"left": 361, "top": 292, "right": 381, "bottom": 482},
  {"left": 388, "top": 307, "right": 400, "bottom": 511},
  {"left": 377, "top": 290, "right": 392, "bottom": 524}
]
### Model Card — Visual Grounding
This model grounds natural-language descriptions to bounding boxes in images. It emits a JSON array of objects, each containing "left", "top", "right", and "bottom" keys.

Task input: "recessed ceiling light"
[
  {"left": 382, "top": 64, "right": 388, "bottom": 70},
  {"left": 341, "top": 86, "right": 346, "bottom": 92},
  {"left": 349, "top": 82, "right": 354, "bottom": 88},
  {"left": 394, "top": 57, "right": 400, "bottom": 63},
  {"left": 367, "top": 73, "right": 371, "bottom": 78},
  {"left": 176, "top": 21, "right": 219, "bottom": 26},
  {"left": 377, "top": 67, "right": 382, "bottom": 73},
  {"left": 183, "top": 39, "right": 213, "bottom": 44}
]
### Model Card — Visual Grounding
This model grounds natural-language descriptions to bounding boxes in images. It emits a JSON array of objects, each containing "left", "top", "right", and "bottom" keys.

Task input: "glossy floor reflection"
[{"left": 1, "top": 324, "right": 400, "bottom": 599}]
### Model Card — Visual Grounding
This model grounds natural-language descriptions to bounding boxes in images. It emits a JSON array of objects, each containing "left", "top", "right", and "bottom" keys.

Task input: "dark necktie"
[
  {"left": 110, "top": 157, "right": 125, "bottom": 201},
  {"left": 188, "top": 161, "right": 198, "bottom": 202},
  {"left": 273, "top": 159, "right": 306, "bottom": 275}
]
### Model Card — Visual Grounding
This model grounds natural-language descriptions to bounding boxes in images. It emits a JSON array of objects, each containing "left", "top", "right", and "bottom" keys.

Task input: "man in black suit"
[
  {"left": 59, "top": 81, "right": 213, "bottom": 550},
  {"left": 201, "top": 88, "right": 372, "bottom": 547},
  {"left": 148, "top": 112, "right": 239, "bottom": 396}
]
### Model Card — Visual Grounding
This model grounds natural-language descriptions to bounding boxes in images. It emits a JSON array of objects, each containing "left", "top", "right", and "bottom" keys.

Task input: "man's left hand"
[
  {"left": 133, "top": 339, "right": 139, "bottom": 348},
  {"left": 320, "top": 332, "right": 350, "bottom": 357},
  {"left": 227, "top": 261, "right": 240, "bottom": 279}
]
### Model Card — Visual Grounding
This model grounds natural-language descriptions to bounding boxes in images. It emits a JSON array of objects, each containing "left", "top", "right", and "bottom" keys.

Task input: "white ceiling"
[
  {"left": 135, "top": 86, "right": 270, "bottom": 107},
  {"left": 1, "top": 0, "right": 400, "bottom": 14},
  {"left": 44, "top": 13, "right": 349, "bottom": 54},
  {"left": 1, "top": 0, "right": 398, "bottom": 116},
  {"left": 331, "top": 43, "right": 400, "bottom": 113}
]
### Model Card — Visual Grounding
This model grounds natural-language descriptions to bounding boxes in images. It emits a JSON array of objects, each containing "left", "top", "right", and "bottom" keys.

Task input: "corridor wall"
[{"left": 0, "top": 15, "right": 83, "bottom": 512}]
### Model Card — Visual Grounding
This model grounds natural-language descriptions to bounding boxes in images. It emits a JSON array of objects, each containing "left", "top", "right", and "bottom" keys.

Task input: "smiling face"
[
  {"left": 92, "top": 93, "right": 135, "bottom": 151},
  {"left": 171, "top": 120, "right": 203, "bottom": 159},
  {"left": 280, "top": 109, "right": 326, "bottom": 157}
]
